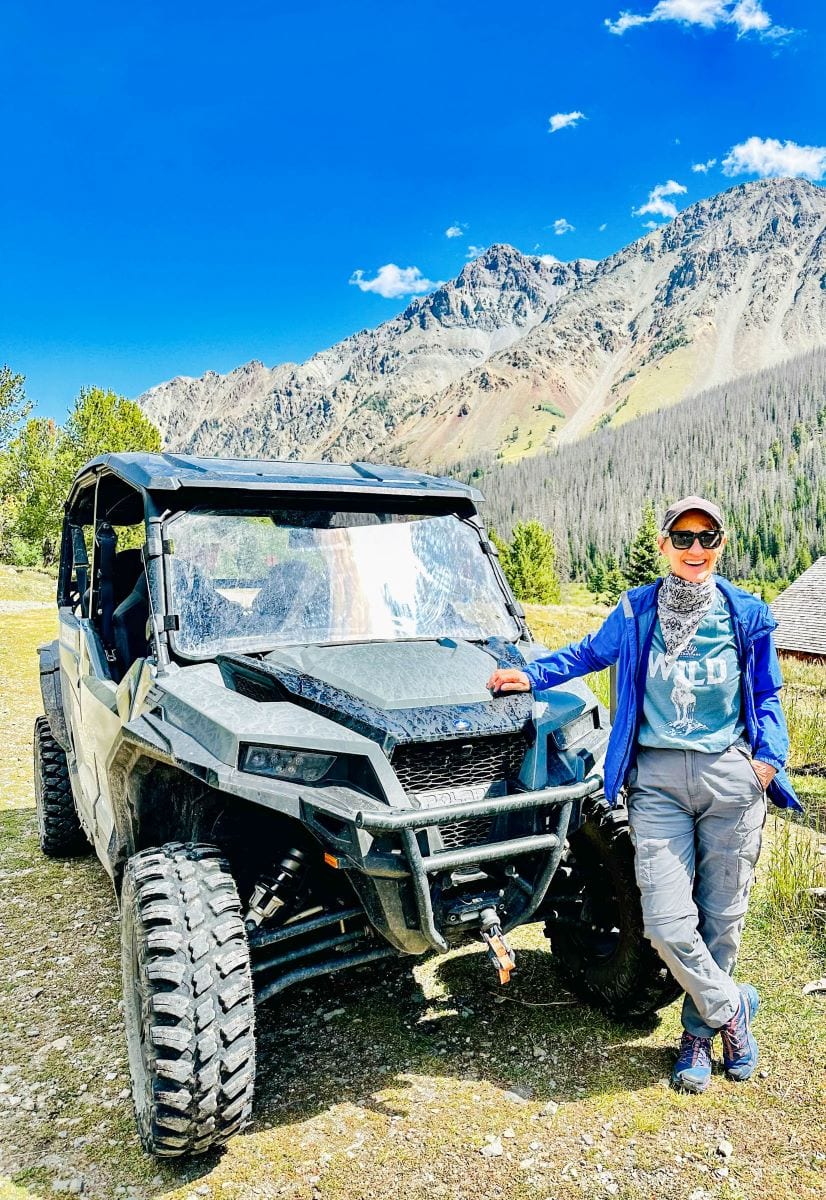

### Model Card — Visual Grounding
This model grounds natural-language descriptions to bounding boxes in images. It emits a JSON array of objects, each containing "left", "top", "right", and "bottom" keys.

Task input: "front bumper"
[{"left": 301, "top": 773, "right": 603, "bottom": 953}]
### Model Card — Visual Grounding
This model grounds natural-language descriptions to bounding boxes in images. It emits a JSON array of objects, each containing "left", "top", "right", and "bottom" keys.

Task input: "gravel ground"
[
  {"left": 2, "top": 798, "right": 825, "bottom": 1200},
  {"left": 1, "top": 608, "right": 824, "bottom": 1200}
]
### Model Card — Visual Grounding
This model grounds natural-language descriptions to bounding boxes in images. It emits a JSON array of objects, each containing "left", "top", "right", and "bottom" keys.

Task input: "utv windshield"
[{"left": 166, "top": 509, "right": 519, "bottom": 657}]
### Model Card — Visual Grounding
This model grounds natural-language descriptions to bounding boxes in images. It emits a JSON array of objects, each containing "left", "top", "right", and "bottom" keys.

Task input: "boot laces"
[
  {"left": 679, "top": 1031, "right": 711, "bottom": 1068},
  {"left": 722, "top": 1006, "right": 749, "bottom": 1057}
]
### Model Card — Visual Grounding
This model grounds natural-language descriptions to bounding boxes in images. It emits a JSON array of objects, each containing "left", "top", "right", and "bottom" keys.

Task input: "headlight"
[
  {"left": 552, "top": 708, "right": 599, "bottom": 750},
  {"left": 240, "top": 744, "right": 335, "bottom": 782}
]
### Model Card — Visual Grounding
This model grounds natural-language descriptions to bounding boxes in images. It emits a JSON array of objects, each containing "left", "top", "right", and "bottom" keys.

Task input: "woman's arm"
[
  {"left": 751, "top": 631, "right": 790, "bottom": 775},
  {"left": 488, "top": 601, "right": 626, "bottom": 693}
]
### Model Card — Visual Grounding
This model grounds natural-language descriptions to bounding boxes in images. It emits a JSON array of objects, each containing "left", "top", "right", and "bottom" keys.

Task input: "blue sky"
[{"left": 2, "top": 0, "right": 824, "bottom": 421}]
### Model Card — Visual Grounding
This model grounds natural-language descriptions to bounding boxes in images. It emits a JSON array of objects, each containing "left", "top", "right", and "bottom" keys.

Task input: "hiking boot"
[
  {"left": 672, "top": 1030, "right": 713, "bottom": 1093},
  {"left": 720, "top": 984, "right": 760, "bottom": 1081}
]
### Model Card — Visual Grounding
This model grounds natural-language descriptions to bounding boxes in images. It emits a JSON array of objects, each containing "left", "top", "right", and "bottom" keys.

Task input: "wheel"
[
  {"left": 33, "top": 715, "right": 89, "bottom": 857},
  {"left": 121, "top": 842, "right": 256, "bottom": 1157},
  {"left": 544, "top": 795, "right": 682, "bottom": 1020}
]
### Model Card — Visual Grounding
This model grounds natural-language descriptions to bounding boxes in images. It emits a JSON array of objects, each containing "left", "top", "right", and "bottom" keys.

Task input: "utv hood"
[{"left": 216, "top": 638, "right": 533, "bottom": 753}]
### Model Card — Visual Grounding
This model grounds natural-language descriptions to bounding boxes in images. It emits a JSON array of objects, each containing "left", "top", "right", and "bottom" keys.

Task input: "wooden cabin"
[{"left": 770, "top": 556, "right": 826, "bottom": 662}]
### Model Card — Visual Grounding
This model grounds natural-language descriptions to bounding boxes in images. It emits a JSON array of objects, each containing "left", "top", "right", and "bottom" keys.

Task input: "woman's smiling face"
[{"left": 657, "top": 510, "right": 726, "bottom": 584}]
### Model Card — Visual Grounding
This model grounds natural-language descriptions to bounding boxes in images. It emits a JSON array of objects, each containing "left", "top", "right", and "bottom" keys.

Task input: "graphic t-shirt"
[{"left": 638, "top": 590, "right": 745, "bottom": 752}]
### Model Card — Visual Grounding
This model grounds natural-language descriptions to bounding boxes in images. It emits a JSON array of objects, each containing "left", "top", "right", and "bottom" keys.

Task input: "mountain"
[
  {"left": 139, "top": 247, "right": 592, "bottom": 462},
  {"left": 139, "top": 178, "right": 826, "bottom": 467},
  {"left": 472, "top": 347, "right": 826, "bottom": 587}
]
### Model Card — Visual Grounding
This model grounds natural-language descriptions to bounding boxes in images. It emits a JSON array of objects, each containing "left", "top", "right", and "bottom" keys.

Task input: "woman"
[{"left": 487, "top": 495, "right": 800, "bottom": 1093}]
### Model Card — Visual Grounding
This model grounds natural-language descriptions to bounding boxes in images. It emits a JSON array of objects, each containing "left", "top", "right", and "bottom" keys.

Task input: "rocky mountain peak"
[{"left": 140, "top": 177, "right": 826, "bottom": 469}]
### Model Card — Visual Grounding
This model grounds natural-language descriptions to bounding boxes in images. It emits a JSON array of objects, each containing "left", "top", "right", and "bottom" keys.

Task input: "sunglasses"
[{"left": 667, "top": 529, "right": 724, "bottom": 550}]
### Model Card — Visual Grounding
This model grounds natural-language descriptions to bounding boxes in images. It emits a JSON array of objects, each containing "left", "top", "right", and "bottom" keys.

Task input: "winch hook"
[{"left": 478, "top": 906, "right": 516, "bottom": 985}]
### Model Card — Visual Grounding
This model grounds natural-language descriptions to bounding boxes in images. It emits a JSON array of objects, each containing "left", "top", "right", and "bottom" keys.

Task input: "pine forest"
[{"left": 465, "top": 348, "right": 826, "bottom": 589}]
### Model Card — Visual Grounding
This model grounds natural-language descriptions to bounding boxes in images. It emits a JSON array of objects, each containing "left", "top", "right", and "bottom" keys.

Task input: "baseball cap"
[{"left": 661, "top": 495, "right": 725, "bottom": 533}]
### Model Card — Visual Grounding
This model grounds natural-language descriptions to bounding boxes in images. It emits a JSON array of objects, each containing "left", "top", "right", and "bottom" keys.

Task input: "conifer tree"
[
  {"left": 504, "top": 520, "right": 561, "bottom": 604},
  {"left": 603, "top": 552, "right": 628, "bottom": 605},
  {"left": 488, "top": 527, "right": 512, "bottom": 578},
  {"left": 793, "top": 543, "right": 812, "bottom": 578},
  {"left": 587, "top": 556, "right": 607, "bottom": 601},
  {"left": 626, "top": 500, "right": 663, "bottom": 586},
  {"left": 63, "top": 386, "right": 161, "bottom": 462}
]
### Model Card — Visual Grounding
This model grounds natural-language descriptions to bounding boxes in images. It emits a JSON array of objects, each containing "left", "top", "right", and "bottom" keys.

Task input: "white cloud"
[
  {"left": 466, "top": 244, "right": 487, "bottom": 260},
  {"left": 633, "top": 179, "right": 687, "bottom": 220},
  {"left": 539, "top": 254, "right": 559, "bottom": 265},
  {"left": 349, "top": 264, "right": 438, "bottom": 299},
  {"left": 553, "top": 217, "right": 575, "bottom": 235},
  {"left": 605, "top": 0, "right": 793, "bottom": 40},
  {"left": 729, "top": 0, "right": 770, "bottom": 32},
  {"left": 445, "top": 224, "right": 465, "bottom": 238},
  {"left": 721, "top": 136, "right": 826, "bottom": 181},
  {"left": 643, "top": 220, "right": 661, "bottom": 230},
  {"left": 692, "top": 157, "right": 717, "bottom": 172},
  {"left": 548, "top": 110, "right": 585, "bottom": 133},
  {"left": 599, "top": 222, "right": 608, "bottom": 232}
]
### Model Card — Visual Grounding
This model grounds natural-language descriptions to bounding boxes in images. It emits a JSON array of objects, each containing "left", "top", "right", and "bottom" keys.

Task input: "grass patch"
[
  {"left": 610, "top": 345, "right": 697, "bottom": 430},
  {"left": 0, "top": 611, "right": 57, "bottom": 811},
  {"left": 1, "top": 584, "right": 824, "bottom": 1200},
  {"left": 781, "top": 655, "right": 826, "bottom": 778},
  {"left": 525, "top": 601, "right": 612, "bottom": 708},
  {"left": 754, "top": 812, "right": 826, "bottom": 931},
  {"left": 0, "top": 566, "right": 55, "bottom": 604}
]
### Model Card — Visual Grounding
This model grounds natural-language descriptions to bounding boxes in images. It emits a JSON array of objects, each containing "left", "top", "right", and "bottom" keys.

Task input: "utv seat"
[
  {"left": 84, "top": 541, "right": 145, "bottom": 640},
  {"left": 112, "top": 574, "right": 150, "bottom": 673},
  {"left": 113, "top": 548, "right": 145, "bottom": 606}
]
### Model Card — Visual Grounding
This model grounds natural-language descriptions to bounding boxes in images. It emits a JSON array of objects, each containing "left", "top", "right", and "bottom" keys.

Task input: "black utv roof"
[
  {"left": 66, "top": 452, "right": 484, "bottom": 524},
  {"left": 80, "top": 452, "right": 482, "bottom": 500}
]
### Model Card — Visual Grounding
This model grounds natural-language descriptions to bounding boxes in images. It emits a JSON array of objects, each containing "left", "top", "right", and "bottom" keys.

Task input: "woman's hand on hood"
[{"left": 487, "top": 668, "right": 531, "bottom": 694}]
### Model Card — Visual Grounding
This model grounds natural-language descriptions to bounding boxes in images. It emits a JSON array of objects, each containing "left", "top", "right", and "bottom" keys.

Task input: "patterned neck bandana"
[{"left": 657, "top": 572, "right": 717, "bottom": 664}]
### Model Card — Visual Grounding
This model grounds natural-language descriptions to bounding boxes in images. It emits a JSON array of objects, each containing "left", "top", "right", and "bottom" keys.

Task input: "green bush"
[{"left": 7, "top": 536, "right": 41, "bottom": 568}]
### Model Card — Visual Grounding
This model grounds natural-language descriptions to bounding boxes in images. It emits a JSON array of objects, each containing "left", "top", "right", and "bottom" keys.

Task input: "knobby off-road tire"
[
  {"left": 121, "top": 842, "right": 256, "bottom": 1157},
  {"left": 544, "top": 796, "right": 682, "bottom": 1020},
  {"left": 33, "top": 715, "right": 89, "bottom": 857}
]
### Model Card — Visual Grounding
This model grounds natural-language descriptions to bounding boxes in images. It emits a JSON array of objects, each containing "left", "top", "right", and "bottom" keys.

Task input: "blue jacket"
[{"left": 525, "top": 575, "right": 801, "bottom": 812}]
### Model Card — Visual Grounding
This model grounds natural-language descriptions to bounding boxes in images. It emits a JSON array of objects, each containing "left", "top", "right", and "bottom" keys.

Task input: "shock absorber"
[{"left": 244, "top": 847, "right": 306, "bottom": 932}]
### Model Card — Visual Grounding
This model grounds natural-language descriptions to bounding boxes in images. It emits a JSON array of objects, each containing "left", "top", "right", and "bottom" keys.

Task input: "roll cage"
[{"left": 57, "top": 453, "right": 527, "bottom": 679}]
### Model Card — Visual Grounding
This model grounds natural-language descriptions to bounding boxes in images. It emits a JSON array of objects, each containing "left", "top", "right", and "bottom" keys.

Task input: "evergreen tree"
[
  {"left": 793, "top": 543, "right": 812, "bottom": 578},
  {"left": 586, "top": 556, "right": 607, "bottom": 601},
  {"left": 504, "top": 520, "right": 561, "bottom": 604},
  {"left": 603, "top": 552, "right": 628, "bottom": 605},
  {"left": 626, "top": 500, "right": 663, "bottom": 586},
  {"left": 488, "top": 526, "right": 512, "bottom": 579}
]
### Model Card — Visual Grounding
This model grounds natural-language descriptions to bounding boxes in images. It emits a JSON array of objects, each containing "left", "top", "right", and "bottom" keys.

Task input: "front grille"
[
  {"left": 389, "top": 730, "right": 529, "bottom": 796},
  {"left": 440, "top": 816, "right": 494, "bottom": 850}
]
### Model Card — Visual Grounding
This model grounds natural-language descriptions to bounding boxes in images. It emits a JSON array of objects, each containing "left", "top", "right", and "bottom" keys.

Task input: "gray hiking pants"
[{"left": 627, "top": 742, "right": 767, "bottom": 1037}]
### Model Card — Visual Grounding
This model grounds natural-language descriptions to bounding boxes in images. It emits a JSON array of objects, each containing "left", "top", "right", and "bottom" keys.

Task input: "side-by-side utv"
[{"left": 34, "top": 453, "right": 677, "bottom": 1157}]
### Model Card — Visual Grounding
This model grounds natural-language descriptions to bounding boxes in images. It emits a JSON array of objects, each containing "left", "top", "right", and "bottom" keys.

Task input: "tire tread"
[
  {"left": 33, "top": 716, "right": 88, "bottom": 857},
  {"left": 122, "top": 842, "right": 256, "bottom": 1157},
  {"left": 544, "top": 795, "right": 682, "bottom": 1020}
]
